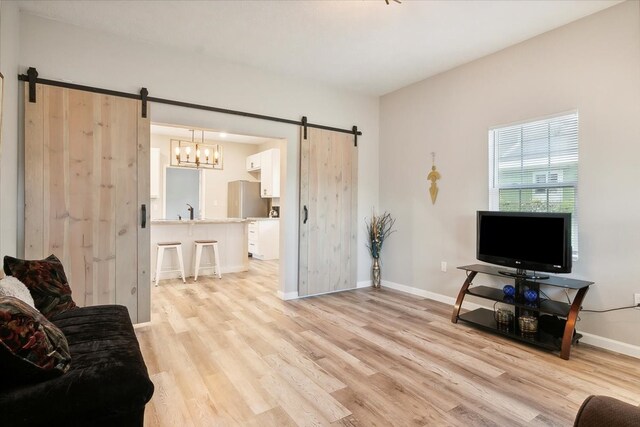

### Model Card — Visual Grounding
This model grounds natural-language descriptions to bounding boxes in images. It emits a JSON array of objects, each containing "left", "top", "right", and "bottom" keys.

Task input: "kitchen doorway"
[{"left": 149, "top": 123, "right": 284, "bottom": 294}]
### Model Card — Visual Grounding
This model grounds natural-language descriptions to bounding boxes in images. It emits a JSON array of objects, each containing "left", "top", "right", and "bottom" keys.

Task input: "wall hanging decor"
[{"left": 427, "top": 152, "right": 441, "bottom": 204}]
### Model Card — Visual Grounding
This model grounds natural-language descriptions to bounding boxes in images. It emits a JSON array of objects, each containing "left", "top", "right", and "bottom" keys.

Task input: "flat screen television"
[{"left": 476, "top": 211, "right": 572, "bottom": 279}]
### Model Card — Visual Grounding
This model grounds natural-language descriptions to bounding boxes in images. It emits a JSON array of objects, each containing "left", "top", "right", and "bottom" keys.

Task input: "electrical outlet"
[
  {"left": 441, "top": 261, "right": 447, "bottom": 272},
  {"left": 635, "top": 293, "right": 640, "bottom": 310}
]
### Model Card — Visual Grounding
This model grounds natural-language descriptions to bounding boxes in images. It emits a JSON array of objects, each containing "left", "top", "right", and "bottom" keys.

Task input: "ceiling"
[
  {"left": 17, "top": 0, "right": 622, "bottom": 96},
  {"left": 151, "top": 124, "right": 278, "bottom": 145}
]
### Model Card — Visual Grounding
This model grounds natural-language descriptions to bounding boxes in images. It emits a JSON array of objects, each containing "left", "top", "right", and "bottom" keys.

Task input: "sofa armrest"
[{"left": 574, "top": 395, "right": 640, "bottom": 427}]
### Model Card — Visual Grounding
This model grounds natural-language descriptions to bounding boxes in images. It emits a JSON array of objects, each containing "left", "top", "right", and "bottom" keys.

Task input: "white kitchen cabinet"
[
  {"left": 259, "top": 148, "right": 280, "bottom": 198},
  {"left": 246, "top": 153, "right": 261, "bottom": 171},
  {"left": 150, "top": 147, "right": 160, "bottom": 199},
  {"left": 248, "top": 219, "right": 279, "bottom": 260},
  {"left": 246, "top": 148, "right": 280, "bottom": 198}
]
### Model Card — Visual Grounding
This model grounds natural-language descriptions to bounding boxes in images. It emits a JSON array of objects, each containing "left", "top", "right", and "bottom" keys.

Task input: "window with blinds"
[{"left": 488, "top": 112, "right": 579, "bottom": 258}]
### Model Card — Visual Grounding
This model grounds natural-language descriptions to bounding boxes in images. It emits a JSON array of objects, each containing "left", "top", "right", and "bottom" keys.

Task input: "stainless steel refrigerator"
[{"left": 227, "top": 180, "right": 268, "bottom": 218}]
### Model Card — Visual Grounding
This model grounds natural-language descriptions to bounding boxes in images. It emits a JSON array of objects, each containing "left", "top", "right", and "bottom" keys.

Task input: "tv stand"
[
  {"left": 452, "top": 264, "right": 593, "bottom": 360},
  {"left": 498, "top": 269, "right": 549, "bottom": 280}
]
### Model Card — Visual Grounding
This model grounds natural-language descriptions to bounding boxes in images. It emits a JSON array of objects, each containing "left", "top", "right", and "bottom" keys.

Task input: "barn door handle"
[
  {"left": 141, "top": 204, "right": 147, "bottom": 228},
  {"left": 303, "top": 205, "right": 308, "bottom": 224}
]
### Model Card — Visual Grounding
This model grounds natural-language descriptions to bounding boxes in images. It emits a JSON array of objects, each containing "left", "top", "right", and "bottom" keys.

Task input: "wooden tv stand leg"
[
  {"left": 451, "top": 271, "right": 477, "bottom": 323},
  {"left": 561, "top": 287, "right": 589, "bottom": 360}
]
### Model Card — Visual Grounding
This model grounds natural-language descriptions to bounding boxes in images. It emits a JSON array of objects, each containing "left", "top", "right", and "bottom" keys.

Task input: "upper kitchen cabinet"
[
  {"left": 246, "top": 152, "right": 261, "bottom": 171},
  {"left": 260, "top": 148, "right": 280, "bottom": 198},
  {"left": 246, "top": 148, "right": 280, "bottom": 198}
]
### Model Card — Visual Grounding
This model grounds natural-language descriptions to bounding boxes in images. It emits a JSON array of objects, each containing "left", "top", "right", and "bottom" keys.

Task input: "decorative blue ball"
[
  {"left": 524, "top": 289, "right": 538, "bottom": 302},
  {"left": 503, "top": 285, "right": 516, "bottom": 297}
]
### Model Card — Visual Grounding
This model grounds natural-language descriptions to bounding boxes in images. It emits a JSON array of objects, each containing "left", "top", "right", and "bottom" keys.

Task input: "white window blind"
[{"left": 488, "top": 112, "right": 579, "bottom": 258}]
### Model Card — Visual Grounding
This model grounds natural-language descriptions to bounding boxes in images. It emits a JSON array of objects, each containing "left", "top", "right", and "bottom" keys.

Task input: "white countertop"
[
  {"left": 151, "top": 218, "right": 247, "bottom": 225},
  {"left": 247, "top": 217, "right": 280, "bottom": 221}
]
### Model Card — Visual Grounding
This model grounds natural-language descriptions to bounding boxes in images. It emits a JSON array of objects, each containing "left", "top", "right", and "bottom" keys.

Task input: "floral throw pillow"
[
  {"left": 0, "top": 296, "right": 71, "bottom": 385},
  {"left": 3, "top": 255, "right": 77, "bottom": 319}
]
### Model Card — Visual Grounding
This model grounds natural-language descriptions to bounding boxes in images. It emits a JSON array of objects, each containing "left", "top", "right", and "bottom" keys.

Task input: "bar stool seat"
[
  {"left": 155, "top": 242, "right": 186, "bottom": 286},
  {"left": 194, "top": 240, "right": 222, "bottom": 280}
]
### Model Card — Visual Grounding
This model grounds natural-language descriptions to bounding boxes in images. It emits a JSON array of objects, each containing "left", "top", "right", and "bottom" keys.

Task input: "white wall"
[
  {"left": 14, "top": 12, "right": 379, "bottom": 295},
  {"left": 150, "top": 133, "right": 261, "bottom": 220},
  {"left": 202, "top": 139, "right": 263, "bottom": 219},
  {"left": 0, "top": 1, "right": 20, "bottom": 259},
  {"left": 380, "top": 1, "right": 640, "bottom": 347}
]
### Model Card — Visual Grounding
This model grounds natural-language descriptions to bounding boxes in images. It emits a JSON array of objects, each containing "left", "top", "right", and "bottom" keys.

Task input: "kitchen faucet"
[{"left": 186, "top": 204, "right": 194, "bottom": 220}]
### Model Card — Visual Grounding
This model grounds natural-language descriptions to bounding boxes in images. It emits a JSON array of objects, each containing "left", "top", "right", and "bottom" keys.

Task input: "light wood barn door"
[
  {"left": 24, "top": 84, "right": 150, "bottom": 323},
  {"left": 299, "top": 127, "right": 357, "bottom": 297}
]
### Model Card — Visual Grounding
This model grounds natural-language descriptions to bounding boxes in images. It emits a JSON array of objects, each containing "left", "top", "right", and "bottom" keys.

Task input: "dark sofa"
[
  {"left": 574, "top": 395, "right": 640, "bottom": 427},
  {"left": 0, "top": 305, "right": 154, "bottom": 426}
]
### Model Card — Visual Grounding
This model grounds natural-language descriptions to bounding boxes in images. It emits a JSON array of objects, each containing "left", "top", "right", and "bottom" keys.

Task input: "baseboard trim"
[
  {"left": 277, "top": 290, "right": 299, "bottom": 301},
  {"left": 206, "top": 265, "right": 247, "bottom": 274},
  {"left": 576, "top": 332, "right": 640, "bottom": 359},
  {"left": 381, "top": 279, "right": 486, "bottom": 311},
  {"left": 154, "top": 265, "right": 247, "bottom": 281},
  {"left": 380, "top": 280, "right": 640, "bottom": 359},
  {"left": 357, "top": 280, "right": 371, "bottom": 289}
]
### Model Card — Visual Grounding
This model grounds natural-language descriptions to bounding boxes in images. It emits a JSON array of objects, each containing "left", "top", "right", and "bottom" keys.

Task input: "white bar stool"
[
  {"left": 155, "top": 242, "right": 186, "bottom": 286},
  {"left": 193, "top": 240, "right": 222, "bottom": 280}
]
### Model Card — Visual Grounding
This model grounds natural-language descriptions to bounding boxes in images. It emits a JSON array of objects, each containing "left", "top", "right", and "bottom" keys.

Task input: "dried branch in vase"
[{"left": 365, "top": 211, "right": 396, "bottom": 259}]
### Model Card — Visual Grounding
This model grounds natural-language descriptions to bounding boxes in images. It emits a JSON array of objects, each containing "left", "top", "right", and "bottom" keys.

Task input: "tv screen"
[{"left": 476, "top": 211, "right": 572, "bottom": 277}]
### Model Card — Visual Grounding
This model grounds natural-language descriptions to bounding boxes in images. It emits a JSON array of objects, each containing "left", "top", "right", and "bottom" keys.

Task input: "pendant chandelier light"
[{"left": 172, "top": 129, "right": 222, "bottom": 169}]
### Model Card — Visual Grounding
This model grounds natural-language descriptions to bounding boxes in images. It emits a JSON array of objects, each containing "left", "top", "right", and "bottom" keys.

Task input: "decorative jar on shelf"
[
  {"left": 495, "top": 308, "right": 514, "bottom": 324},
  {"left": 518, "top": 315, "right": 538, "bottom": 336},
  {"left": 494, "top": 308, "right": 514, "bottom": 332}
]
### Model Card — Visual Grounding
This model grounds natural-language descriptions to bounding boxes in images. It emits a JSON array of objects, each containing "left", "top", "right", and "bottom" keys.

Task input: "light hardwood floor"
[{"left": 136, "top": 260, "right": 640, "bottom": 426}]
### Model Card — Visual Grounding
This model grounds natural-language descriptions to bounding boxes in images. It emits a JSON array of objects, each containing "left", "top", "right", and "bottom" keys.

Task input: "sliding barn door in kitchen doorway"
[
  {"left": 23, "top": 84, "right": 150, "bottom": 323},
  {"left": 299, "top": 127, "right": 357, "bottom": 296}
]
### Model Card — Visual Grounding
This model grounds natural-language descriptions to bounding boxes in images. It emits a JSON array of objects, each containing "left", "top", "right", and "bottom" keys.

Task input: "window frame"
[{"left": 488, "top": 111, "right": 579, "bottom": 260}]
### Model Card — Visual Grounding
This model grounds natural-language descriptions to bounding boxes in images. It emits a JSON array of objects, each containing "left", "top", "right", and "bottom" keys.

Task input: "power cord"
[
  {"left": 538, "top": 288, "right": 640, "bottom": 313},
  {"left": 581, "top": 304, "right": 640, "bottom": 313},
  {"left": 539, "top": 289, "right": 551, "bottom": 300}
]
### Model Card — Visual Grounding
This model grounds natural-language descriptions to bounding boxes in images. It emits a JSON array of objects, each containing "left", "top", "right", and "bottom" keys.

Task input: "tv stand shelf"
[
  {"left": 451, "top": 264, "right": 593, "bottom": 360},
  {"left": 466, "top": 286, "right": 571, "bottom": 317}
]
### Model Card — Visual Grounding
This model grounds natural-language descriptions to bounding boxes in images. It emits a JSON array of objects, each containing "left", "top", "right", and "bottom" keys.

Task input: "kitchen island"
[{"left": 151, "top": 218, "right": 248, "bottom": 281}]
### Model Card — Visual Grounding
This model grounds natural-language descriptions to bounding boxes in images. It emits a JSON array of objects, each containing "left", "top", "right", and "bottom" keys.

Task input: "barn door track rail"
[{"left": 19, "top": 67, "right": 362, "bottom": 146}]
